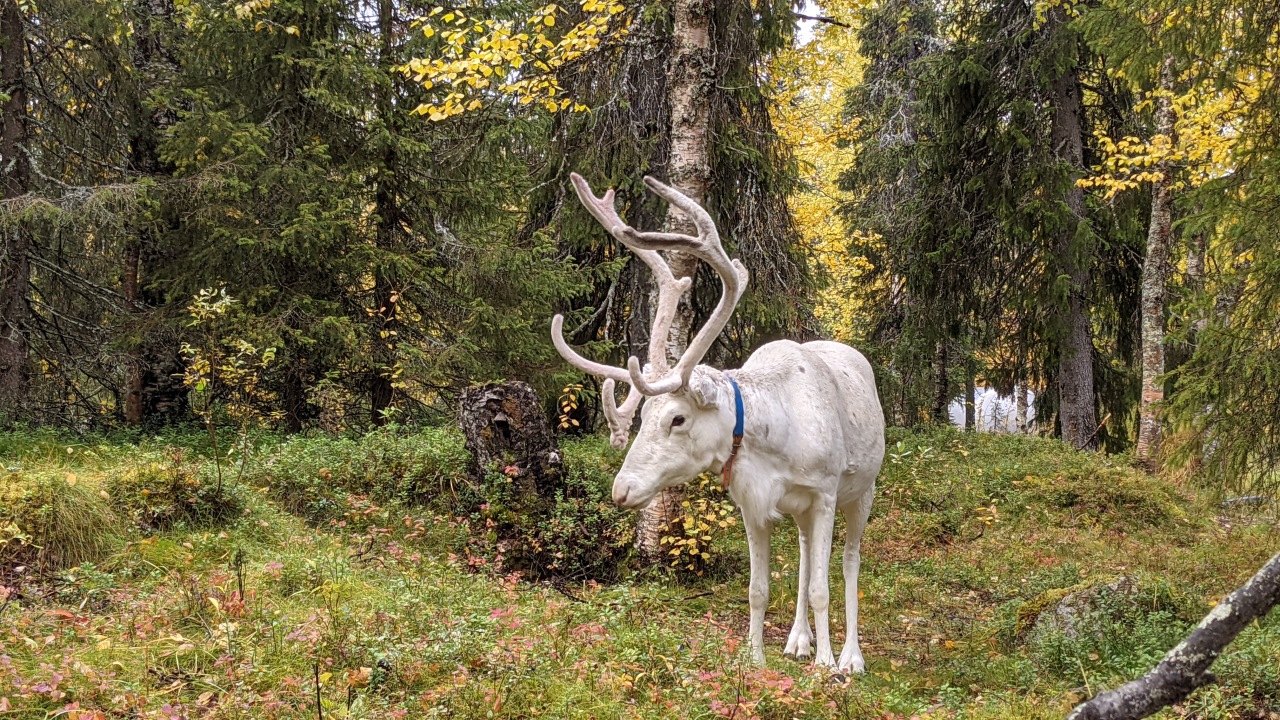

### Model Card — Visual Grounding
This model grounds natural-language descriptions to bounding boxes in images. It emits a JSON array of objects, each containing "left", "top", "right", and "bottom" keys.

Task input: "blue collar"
[
  {"left": 722, "top": 375, "right": 745, "bottom": 488},
  {"left": 728, "top": 375, "right": 744, "bottom": 438}
]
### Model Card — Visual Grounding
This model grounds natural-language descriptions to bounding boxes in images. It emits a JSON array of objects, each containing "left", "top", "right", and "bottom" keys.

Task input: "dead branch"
[{"left": 791, "top": 11, "right": 851, "bottom": 28}]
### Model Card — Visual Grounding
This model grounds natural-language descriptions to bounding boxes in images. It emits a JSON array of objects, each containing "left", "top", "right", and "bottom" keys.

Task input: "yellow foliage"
[
  {"left": 770, "top": 2, "right": 877, "bottom": 343},
  {"left": 659, "top": 475, "right": 736, "bottom": 576},
  {"left": 401, "top": 2, "right": 628, "bottom": 121},
  {"left": 1079, "top": 73, "right": 1259, "bottom": 199}
]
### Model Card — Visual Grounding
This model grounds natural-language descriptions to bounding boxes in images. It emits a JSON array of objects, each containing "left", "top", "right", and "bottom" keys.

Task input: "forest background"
[{"left": 2, "top": 0, "right": 1279, "bottom": 491}]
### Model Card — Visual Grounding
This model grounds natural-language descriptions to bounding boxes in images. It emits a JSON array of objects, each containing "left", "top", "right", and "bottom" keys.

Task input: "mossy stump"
[{"left": 458, "top": 381, "right": 562, "bottom": 497}]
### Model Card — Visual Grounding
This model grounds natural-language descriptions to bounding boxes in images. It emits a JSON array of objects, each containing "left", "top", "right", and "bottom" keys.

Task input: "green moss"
[{"left": 1, "top": 427, "right": 1275, "bottom": 719}]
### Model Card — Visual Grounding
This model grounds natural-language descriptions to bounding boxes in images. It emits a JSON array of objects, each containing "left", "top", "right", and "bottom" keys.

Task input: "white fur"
[
  {"left": 551, "top": 173, "right": 885, "bottom": 670},
  {"left": 612, "top": 340, "right": 885, "bottom": 671}
]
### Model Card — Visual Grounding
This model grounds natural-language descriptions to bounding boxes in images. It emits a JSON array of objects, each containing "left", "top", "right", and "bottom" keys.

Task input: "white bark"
[
  {"left": 1136, "top": 57, "right": 1176, "bottom": 465},
  {"left": 636, "top": 0, "right": 714, "bottom": 559}
]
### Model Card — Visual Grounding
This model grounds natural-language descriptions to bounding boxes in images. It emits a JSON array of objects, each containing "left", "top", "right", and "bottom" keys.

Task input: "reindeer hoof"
[
  {"left": 784, "top": 626, "right": 813, "bottom": 660},
  {"left": 837, "top": 648, "right": 866, "bottom": 674}
]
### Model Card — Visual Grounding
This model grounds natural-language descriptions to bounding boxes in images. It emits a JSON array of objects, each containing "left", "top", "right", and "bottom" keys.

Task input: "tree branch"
[
  {"left": 790, "top": 11, "right": 851, "bottom": 28},
  {"left": 1067, "top": 550, "right": 1280, "bottom": 720}
]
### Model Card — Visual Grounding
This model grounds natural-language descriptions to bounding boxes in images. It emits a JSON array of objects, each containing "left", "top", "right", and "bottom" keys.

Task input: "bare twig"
[
  {"left": 1076, "top": 412, "right": 1112, "bottom": 451},
  {"left": 313, "top": 662, "right": 323, "bottom": 720},
  {"left": 791, "top": 11, "right": 851, "bottom": 28}
]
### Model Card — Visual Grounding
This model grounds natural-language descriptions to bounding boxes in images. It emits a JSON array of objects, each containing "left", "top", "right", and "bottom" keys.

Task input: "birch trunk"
[
  {"left": 1186, "top": 230, "right": 1207, "bottom": 340},
  {"left": 1048, "top": 8, "right": 1098, "bottom": 450},
  {"left": 1136, "top": 58, "right": 1177, "bottom": 465},
  {"left": 635, "top": 0, "right": 713, "bottom": 560},
  {"left": 0, "top": 0, "right": 30, "bottom": 415}
]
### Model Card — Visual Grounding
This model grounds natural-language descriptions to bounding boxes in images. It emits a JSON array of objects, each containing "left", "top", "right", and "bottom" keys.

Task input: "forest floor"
[{"left": 1, "top": 425, "right": 1278, "bottom": 719}]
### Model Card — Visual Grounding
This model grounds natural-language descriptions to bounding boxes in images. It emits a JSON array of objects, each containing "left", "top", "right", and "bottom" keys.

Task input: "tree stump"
[{"left": 458, "top": 381, "right": 561, "bottom": 497}]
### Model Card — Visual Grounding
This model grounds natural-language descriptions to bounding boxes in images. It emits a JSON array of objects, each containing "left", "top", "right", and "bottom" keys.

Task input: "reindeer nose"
[{"left": 612, "top": 480, "right": 632, "bottom": 507}]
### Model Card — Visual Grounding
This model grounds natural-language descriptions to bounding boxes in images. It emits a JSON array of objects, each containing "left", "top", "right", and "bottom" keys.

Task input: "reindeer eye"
[{"left": 671, "top": 415, "right": 686, "bottom": 428}]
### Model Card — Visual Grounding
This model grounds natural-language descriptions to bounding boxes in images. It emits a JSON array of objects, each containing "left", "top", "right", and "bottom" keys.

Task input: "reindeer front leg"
[
  {"left": 784, "top": 511, "right": 813, "bottom": 661},
  {"left": 745, "top": 518, "right": 772, "bottom": 666}
]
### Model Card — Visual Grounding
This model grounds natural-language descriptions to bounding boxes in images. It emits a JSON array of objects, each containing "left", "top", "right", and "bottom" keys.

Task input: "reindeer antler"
[{"left": 551, "top": 173, "right": 750, "bottom": 447}]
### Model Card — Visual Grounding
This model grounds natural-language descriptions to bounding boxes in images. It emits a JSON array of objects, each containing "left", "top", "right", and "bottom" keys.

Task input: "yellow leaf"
[
  {"left": 65, "top": 472, "right": 77, "bottom": 486},
  {"left": 285, "top": 25, "right": 299, "bottom": 36}
]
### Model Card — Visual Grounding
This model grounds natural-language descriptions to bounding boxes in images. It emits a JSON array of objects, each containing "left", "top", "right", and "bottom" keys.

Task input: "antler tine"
[
  {"left": 600, "top": 378, "right": 641, "bottom": 449},
  {"left": 640, "top": 248, "right": 693, "bottom": 375},
  {"left": 569, "top": 172, "right": 628, "bottom": 237},
  {"left": 551, "top": 314, "right": 631, "bottom": 385},
  {"left": 615, "top": 176, "right": 750, "bottom": 393},
  {"left": 568, "top": 172, "right": 693, "bottom": 377},
  {"left": 563, "top": 172, "right": 748, "bottom": 401},
  {"left": 641, "top": 175, "right": 719, "bottom": 244}
]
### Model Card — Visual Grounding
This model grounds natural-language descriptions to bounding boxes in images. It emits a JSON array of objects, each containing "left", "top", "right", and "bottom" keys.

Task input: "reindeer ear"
[{"left": 686, "top": 370, "right": 727, "bottom": 409}]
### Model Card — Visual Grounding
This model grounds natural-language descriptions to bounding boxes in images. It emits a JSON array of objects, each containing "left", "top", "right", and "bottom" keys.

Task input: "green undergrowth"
[{"left": 0, "top": 425, "right": 1277, "bottom": 719}]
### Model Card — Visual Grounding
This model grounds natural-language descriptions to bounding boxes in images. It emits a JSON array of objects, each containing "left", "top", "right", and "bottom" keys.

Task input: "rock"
[
  {"left": 457, "top": 381, "right": 562, "bottom": 497},
  {"left": 1020, "top": 576, "right": 1139, "bottom": 640}
]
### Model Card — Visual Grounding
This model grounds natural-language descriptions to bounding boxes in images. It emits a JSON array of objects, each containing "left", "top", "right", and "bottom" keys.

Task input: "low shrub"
[
  {"left": 0, "top": 470, "right": 119, "bottom": 573},
  {"left": 251, "top": 429, "right": 633, "bottom": 581},
  {"left": 456, "top": 435, "right": 634, "bottom": 581},
  {"left": 106, "top": 450, "right": 246, "bottom": 530},
  {"left": 880, "top": 426, "right": 1188, "bottom": 533},
  {"left": 660, "top": 474, "right": 739, "bottom": 578},
  {"left": 250, "top": 426, "right": 471, "bottom": 522}
]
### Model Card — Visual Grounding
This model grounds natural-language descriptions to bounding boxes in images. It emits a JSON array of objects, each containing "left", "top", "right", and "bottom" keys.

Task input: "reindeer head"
[{"left": 552, "top": 173, "right": 749, "bottom": 508}]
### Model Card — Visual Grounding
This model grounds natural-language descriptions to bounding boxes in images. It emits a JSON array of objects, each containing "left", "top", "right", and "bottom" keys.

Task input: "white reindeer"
[{"left": 552, "top": 173, "right": 885, "bottom": 671}]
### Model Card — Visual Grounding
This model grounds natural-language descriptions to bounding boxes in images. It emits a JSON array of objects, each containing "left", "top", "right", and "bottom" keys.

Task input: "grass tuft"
[{"left": 1, "top": 469, "right": 120, "bottom": 573}]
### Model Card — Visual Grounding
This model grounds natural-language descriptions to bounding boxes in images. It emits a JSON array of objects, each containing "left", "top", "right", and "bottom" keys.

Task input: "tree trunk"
[
  {"left": 281, "top": 366, "right": 305, "bottom": 433},
  {"left": 122, "top": 0, "right": 175, "bottom": 426},
  {"left": 635, "top": 0, "right": 714, "bottom": 560},
  {"left": 1186, "top": 232, "right": 1205, "bottom": 289},
  {"left": 123, "top": 239, "right": 144, "bottom": 424},
  {"left": 658, "top": 0, "right": 713, "bottom": 362},
  {"left": 0, "top": 0, "right": 30, "bottom": 416},
  {"left": 1016, "top": 382, "right": 1029, "bottom": 435},
  {"left": 370, "top": 263, "right": 397, "bottom": 426},
  {"left": 932, "top": 339, "right": 949, "bottom": 423},
  {"left": 1068, "top": 550, "right": 1280, "bottom": 720},
  {"left": 1048, "top": 8, "right": 1098, "bottom": 451},
  {"left": 1136, "top": 57, "right": 1176, "bottom": 465},
  {"left": 370, "top": 0, "right": 399, "bottom": 426},
  {"left": 964, "top": 373, "right": 975, "bottom": 431}
]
